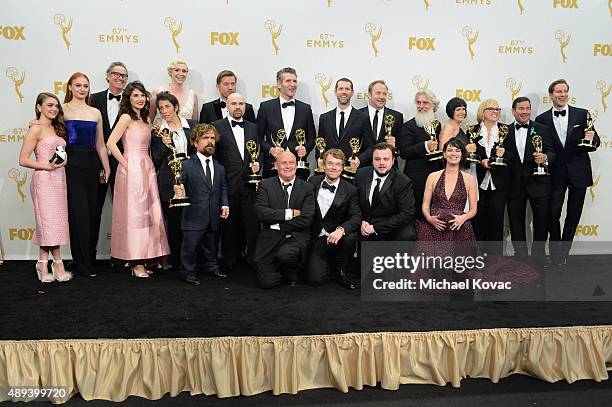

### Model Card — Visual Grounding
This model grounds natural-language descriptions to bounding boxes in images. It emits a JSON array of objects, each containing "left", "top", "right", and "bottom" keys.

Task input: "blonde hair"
[
  {"left": 167, "top": 60, "right": 189, "bottom": 77},
  {"left": 476, "top": 98, "right": 499, "bottom": 122}
]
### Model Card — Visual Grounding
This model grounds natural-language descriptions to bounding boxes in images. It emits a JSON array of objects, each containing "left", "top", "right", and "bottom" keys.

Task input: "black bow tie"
[
  {"left": 282, "top": 101, "right": 295, "bottom": 108},
  {"left": 554, "top": 110, "right": 566, "bottom": 117},
  {"left": 515, "top": 123, "right": 529, "bottom": 130},
  {"left": 219, "top": 100, "right": 227, "bottom": 108},
  {"left": 108, "top": 93, "right": 121, "bottom": 101},
  {"left": 321, "top": 181, "right": 336, "bottom": 193},
  {"left": 231, "top": 120, "right": 244, "bottom": 128}
]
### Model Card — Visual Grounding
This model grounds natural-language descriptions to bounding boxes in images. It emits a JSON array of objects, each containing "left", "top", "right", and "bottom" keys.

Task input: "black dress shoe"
[
  {"left": 184, "top": 273, "right": 201, "bottom": 285},
  {"left": 288, "top": 281, "right": 297, "bottom": 287},
  {"left": 213, "top": 269, "right": 228, "bottom": 278},
  {"left": 337, "top": 272, "right": 356, "bottom": 290}
]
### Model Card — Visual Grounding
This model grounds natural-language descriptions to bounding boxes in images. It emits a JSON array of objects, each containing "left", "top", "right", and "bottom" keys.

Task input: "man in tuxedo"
[
  {"left": 535, "top": 79, "right": 599, "bottom": 266},
  {"left": 358, "top": 80, "right": 403, "bottom": 148},
  {"left": 506, "top": 97, "right": 556, "bottom": 260},
  {"left": 355, "top": 143, "right": 416, "bottom": 241},
  {"left": 174, "top": 124, "right": 229, "bottom": 285},
  {"left": 211, "top": 93, "right": 261, "bottom": 272},
  {"left": 317, "top": 78, "right": 375, "bottom": 171},
  {"left": 398, "top": 89, "right": 443, "bottom": 219},
  {"left": 257, "top": 67, "right": 316, "bottom": 178},
  {"left": 307, "top": 149, "right": 361, "bottom": 289},
  {"left": 90, "top": 61, "right": 128, "bottom": 267},
  {"left": 254, "top": 151, "right": 315, "bottom": 288},
  {"left": 199, "top": 70, "right": 256, "bottom": 124}
]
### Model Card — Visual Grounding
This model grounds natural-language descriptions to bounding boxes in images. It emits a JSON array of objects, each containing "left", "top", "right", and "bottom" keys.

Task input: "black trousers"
[
  {"left": 221, "top": 187, "right": 259, "bottom": 269},
  {"left": 307, "top": 233, "right": 356, "bottom": 285},
  {"left": 361, "top": 224, "right": 416, "bottom": 242},
  {"left": 181, "top": 227, "right": 220, "bottom": 276},
  {"left": 65, "top": 148, "right": 99, "bottom": 276},
  {"left": 473, "top": 188, "right": 507, "bottom": 256},
  {"left": 93, "top": 155, "right": 118, "bottom": 253},
  {"left": 256, "top": 237, "right": 301, "bottom": 288},
  {"left": 549, "top": 178, "right": 587, "bottom": 259},
  {"left": 162, "top": 205, "right": 183, "bottom": 268},
  {"left": 507, "top": 191, "right": 550, "bottom": 257}
]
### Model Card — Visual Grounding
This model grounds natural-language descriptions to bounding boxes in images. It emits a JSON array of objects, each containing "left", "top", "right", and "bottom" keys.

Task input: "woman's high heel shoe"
[
  {"left": 36, "top": 260, "right": 55, "bottom": 283},
  {"left": 51, "top": 260, "right": 72, "bottom": 282},
  {"left": 131, "top": 265, "right": 149, "bottom": 278}
]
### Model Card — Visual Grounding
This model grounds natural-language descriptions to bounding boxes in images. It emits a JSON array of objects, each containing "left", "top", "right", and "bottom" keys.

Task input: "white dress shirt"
[
  {"left": 220, "top": 98, "right": 229, "bottom": 119},
  {"left": 514, "top": 122, "right": 528, "bottom": 163},
  {"left": 336, "top": 105, "right": 353, "bottom": 137},
  {"left": 270, "top": 176, "right": 296, "bottom": 231},
  {"left": 553, "top": 106, "right": 569, "bottom": 147},
  {"left": 369, "top": 170, "right": 389, "bottom": 205},
  {"left": 478, "top": 124, "right": 498, "bottom": 190},
  {"left": 107, "top": 90, "right": 121, "bottom": 128},
  {"left": 196, "top": 152, "right": 215, "bottom": 185},
  {"left": 227, "top": 116, "right": 245, "bottom": 160},
  {"left": 279, "top": 97, "right": 296, "bottom": 136},
  {"left": 317, "top": 178, "right": 340, "bottom": 236},
  {"left": 368, "top": 105, "right": 383, "bottom": 139},
  {"left": 160, "top": 116, "right": 190, "bottom": 154}
]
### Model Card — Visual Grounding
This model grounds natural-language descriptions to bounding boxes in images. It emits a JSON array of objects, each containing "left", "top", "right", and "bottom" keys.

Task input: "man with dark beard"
[
  {"left": 354, "top": 143, "right": 416, "bottom": 241},
  {"left": 398, "top": 90, "right": 444, "bottom": 219}
]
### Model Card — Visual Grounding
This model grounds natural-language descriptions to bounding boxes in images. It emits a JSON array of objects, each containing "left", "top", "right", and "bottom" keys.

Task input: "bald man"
[
  {"left": 212, "top": 93, "right": 262, "bottom": 273},
  {"left": 254, "top": 151, "right": 315, "bottom": 288}
]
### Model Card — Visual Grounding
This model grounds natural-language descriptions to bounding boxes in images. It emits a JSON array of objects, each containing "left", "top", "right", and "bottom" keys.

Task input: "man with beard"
[
  {"left": 354, "top": 143, "right": 416, "bottom": 241},
  {"left": 199, "top": 70, "right": 256, "bottom": 124},
  {"left": 257, "top": 67, "right": 316, "bottom": 178},
  {"left": 212, "top": 93, "right": 261, "bottom": 272},
  {"left": 398, "top": 90, "right": 443, "bottom": 219},
  {"left": 173, "top": 124, "right": 229, "bottom": 285}
]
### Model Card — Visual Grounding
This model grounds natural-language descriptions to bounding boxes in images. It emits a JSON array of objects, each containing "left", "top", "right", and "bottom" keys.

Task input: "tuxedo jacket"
[
  {"left": 308, "top": 175, "right": 361, "bottom": 237},
  {"left": 354, "top": 167, "right": 415, "bottom": 236},
  {"left": 257, "top": 98, "right": 316, "bottom": 155},
  {"left": 357, "top": 106, "right": 404, "bottom": 144},
  {"left": 199, "top": 98, "right": 256, "bottom": 124},
  {"left": 150, "top": 119, "right": 197, "bottom": 202},
  {"left": 505, "top": 120, "right": 555, "bottom": 199},
  {"left": 317, "top": 107, "right": 375, "bottom": 166},
  {"left": 91, "top": 89, "right": 122, "bottom": 170},
  {"left": 180, "top": 155, "right": 229, "bottom": 232},
  {"left": 255, "top": 177, "right": 315, "bottom": 263},
  {"left": 211, "top": 118, "right": 261, "bottom": 196},
  {"left": 474, "top": 123, "right": 514, "bottom": 191},
  {"left": 535, "top": 106, "right": 600, "bottom": 189},
  {"left": 398, "top": 118, "right": 444, "bottom": 183}
]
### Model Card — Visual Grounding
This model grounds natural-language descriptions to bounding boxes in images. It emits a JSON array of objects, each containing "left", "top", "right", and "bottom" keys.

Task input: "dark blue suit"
[{"left": 180, "top": 154, "right": 229, "bottom": 276}]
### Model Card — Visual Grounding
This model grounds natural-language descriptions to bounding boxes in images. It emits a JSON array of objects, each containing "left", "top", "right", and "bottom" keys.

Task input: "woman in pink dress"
[
  {"left": 19, "top": 93, "right": 72, "bottom": 283},
  {"left": 106, "top": 81, "right": 170, "bottom": 278}
]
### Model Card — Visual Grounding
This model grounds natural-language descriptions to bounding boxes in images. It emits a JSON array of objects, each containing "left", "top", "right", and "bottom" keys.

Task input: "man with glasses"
[{"left": 91, "top": 61, "right": 128, "bottom": 268}]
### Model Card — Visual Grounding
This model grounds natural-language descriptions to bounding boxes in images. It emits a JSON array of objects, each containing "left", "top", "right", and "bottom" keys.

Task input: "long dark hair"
[
  {"left": 443, "top": 137, "right": 467, "bottom": 167},
  {"left": 119, "top": 81, "right": 150, "bottom": 122},
  {"left": 64, "top": 72, "right": 91, "bottom": 105},
  {"left": 36, "top": 92, "right": 66, "bottom": 140}
]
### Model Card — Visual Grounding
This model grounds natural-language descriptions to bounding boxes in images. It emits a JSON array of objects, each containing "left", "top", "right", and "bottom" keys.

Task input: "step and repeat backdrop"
[{"left": 1, "top": 0, "right": 611, "bottom": 259}]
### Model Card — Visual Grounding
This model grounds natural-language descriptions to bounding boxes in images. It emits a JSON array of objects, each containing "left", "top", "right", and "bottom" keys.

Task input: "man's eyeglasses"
[{"left": 110, "top": 72, "right": 128, "bottom": 80}]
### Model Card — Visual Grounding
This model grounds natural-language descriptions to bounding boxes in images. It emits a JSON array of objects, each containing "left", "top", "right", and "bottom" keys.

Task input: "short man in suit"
[
  {"left": 398, "top": 90, "right": 444, "bottom": 219},
  {"left": 199, "top": 70, "right": 256, "bottom": 124},
  {"left": 211, "top": 93, "right": 261, "bottom": 272},
  {"left": 90, "top": 61, "right": 128, "bottom": 267},
  {"left": 254, "top": 151, "right": 315, "bottom": 288},
  {"left": 358, "top": 80, "right": 403, "bottom": 149},
  {"left": 355, "top": 142, "right": 416, "bottom": 241},
  {"left": 506, "top": 96, "right": 556, "bottom": 260},
  {"left": 317, "top": 78, "right": 375, "bottom": 172},
  {"left": 174, "top": 124, "right": 229, "bottom": 285},
  {"left": 257, "top": 67, "right": 316, "bottom": 178},
  {"left": 307, "top": 149, "right": 361, "bottom": 289},
  {"left": 535, "top": 79, "right": 599, "bottom": 267}
]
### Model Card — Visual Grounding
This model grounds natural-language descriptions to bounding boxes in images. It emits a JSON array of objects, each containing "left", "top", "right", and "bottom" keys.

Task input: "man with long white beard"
[{"left": 398, "top": 90, "right": 444, "bottom": 219}]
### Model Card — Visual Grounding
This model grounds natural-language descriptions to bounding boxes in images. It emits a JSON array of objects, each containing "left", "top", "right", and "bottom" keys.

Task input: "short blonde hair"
[
  {"left": 167, "top": 60, "right": 189, "bottom": 77},
  {"left": 476, "top": 98, "right": 499, "bottom": 122}
]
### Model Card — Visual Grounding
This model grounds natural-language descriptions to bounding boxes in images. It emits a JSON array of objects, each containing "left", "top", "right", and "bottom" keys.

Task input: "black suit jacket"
[
  {"left": 354, "top": 167, "right": 415, "bottom": 236},
  {"left": 150, "top": 119, "right": 197, "bottom": 202},
  {"left": 180, "top": 156, "right": 229, "bottom": 232},
  {"left": 257, "top": 98, "right": 316, "bottom": 155},
  {"left": 535, "top": 106, "right": 600, "bottom": 189},
  {"left": 317, "top": 107, "right": 375, "bottom": 166},
  {"left": 91, "top": 89, "right": 122, "bottom": 170},
  {"left": 357, "top": 106, "right": 404, "bottom": 144},
  {"left": 199, "top": 98, "right": 255, "bottom": 124},
  {"left": 308, "top": 175, "right": 361, "bottom": 237},
  {"left": 398, "top": 118, "right": 443, "bottom": 184},
  {"left": 255, "top": 177, "right": 315, "bottom": 263},
  {"left": 211, "top": 118, "right": 261, "bottom": 196},
  {"left": 474, "top": 123, "right": 514, "bottom": 191},
  {"left": 505, "top": 120, "right": 555, "bottom": 199}
]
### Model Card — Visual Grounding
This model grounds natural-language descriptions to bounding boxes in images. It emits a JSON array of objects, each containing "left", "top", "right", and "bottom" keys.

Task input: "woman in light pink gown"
[
  {"left": 106, "top": 81, "right": 170, "bottom": 278},
  {"left": 19, "top": 93, "right": 72, "bottom": 283}
]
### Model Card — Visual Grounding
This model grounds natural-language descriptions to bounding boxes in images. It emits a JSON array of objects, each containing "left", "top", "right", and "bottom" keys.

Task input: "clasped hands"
[{"left": 427, "top": 213, "right": 468, "bottom": 231}]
